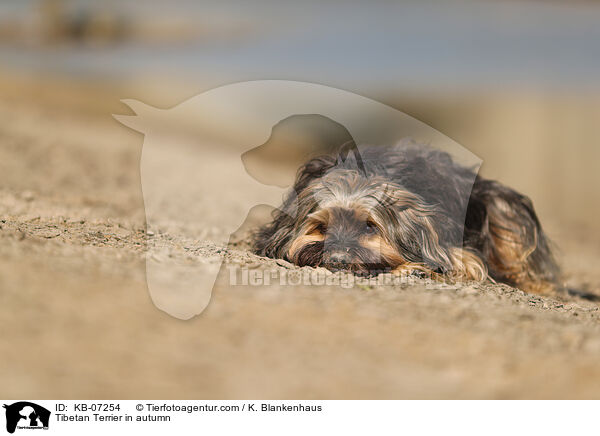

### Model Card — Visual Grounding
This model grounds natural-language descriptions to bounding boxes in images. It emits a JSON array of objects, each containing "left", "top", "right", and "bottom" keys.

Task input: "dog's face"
[
  {"left": 286, "top": 168, "right": 440, "bottom": 275},
  {"left": 290, "top": 204, "right": 390, "bottom": 274}
]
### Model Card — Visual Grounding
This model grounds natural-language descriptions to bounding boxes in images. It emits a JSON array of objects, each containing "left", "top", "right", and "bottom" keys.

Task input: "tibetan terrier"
[{"left": 253, "top": 141, "right": 583, "bottom": 297}]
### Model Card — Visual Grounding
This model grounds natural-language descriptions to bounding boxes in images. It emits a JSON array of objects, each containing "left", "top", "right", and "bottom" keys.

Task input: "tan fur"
[
  {"left": 362, "top": 234, "right": 434, "bottom": 278},
  {"left": 486, "top": 198, "right": 544, "bottom": 291},
  {"left": 361, "top": 234, "right": 404, "bottom": 266},
  {"left": 392, "top": 262, "right": 437, "bottom": 278},
  {"left": 448, "top": 248, "right": 487, "bottom": 281},
  {"left": 288, "top": 233, "right": 324, "bottom": 260}
]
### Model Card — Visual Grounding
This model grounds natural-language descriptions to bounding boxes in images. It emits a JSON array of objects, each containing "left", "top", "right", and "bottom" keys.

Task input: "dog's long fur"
[{"left": 253, "top": 141, "right": 563, "bottom": 295}]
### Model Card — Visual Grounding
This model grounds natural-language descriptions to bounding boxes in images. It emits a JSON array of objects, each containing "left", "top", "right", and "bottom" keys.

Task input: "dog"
[{"left": 253, "top": 140, "right": 588, "bottom": 298}]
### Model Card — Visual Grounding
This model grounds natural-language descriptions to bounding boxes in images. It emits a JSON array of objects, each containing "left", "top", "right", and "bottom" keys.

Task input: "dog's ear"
[
  {"left": 252, "top": 189, "right": 301, "bottom": 259},
  {"left": 375, "top": 183, "right": 430, "bottom": 213},
  {"left": 379, "top": 194, "right": 455, "bottom": 273},
  {"left": 414, "top": 220, "right": 455, "bottom": 273},
  {"left": 253, "top": 208, "right": 296, "bottom": 259},
  {"left": 254, "top": 153, "right": 335, "bottom": 259},
  {"left": 375, "top": 183, "right": 406, "bottom": 209}
]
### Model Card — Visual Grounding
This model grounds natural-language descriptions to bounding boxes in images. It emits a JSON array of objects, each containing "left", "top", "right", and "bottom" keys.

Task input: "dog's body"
[{"left": 253, "top": 141, "right": 562, "bottom": 295}]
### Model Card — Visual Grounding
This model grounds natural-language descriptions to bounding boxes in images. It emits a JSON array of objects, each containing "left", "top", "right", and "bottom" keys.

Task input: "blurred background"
[
  {"left": 1, "top": 0, "right": 600, "bottom": 399},
  {"left": 1, "top": 0, "right": 599, "bottom": 226}
]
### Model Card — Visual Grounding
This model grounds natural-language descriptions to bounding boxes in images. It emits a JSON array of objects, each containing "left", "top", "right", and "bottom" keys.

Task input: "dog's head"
[
  {"left": 254, "top": 145, "right": 486, "bottom": 280},
  {"left": 287, "top": 167, "right": 449, "bottom": 275}
]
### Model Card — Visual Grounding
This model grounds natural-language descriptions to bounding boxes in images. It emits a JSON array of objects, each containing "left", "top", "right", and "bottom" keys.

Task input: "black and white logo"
[{"left": 3, "top": 402, "right": 50, "bottom": 434}]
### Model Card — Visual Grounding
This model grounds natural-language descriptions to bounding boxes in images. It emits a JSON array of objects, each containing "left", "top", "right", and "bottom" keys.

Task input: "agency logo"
[{"left": 3, "top": 402, "right": 50, "bottom": 434}]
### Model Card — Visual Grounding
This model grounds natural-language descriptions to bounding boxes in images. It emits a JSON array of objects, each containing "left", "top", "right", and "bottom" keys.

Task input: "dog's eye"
[
  {"left": 365, "top": 221, "right": 378, "bottom": 234},
  {"left": 315, "top": 223, "right": 327, "bottom": 234}
]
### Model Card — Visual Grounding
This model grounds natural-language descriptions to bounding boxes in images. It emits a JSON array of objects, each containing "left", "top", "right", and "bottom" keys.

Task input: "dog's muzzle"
[{"left": 323, "top": 249, "right": 353, "bottom": 271}]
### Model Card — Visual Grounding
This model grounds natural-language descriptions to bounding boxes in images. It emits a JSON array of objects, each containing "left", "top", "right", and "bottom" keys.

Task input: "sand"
[{"left": 1, "top": 86, "right": 600, "bottom": 399}]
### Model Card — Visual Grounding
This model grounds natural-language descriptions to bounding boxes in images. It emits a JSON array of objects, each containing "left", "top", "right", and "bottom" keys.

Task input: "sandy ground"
[{"left": 2, "top": 92, "right": 600, "bottom": 400}]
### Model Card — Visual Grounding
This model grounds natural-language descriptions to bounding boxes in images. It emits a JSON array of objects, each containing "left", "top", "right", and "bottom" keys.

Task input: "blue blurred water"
[{"left": 1, "top": 0, "right": 599, "bottom": 90}]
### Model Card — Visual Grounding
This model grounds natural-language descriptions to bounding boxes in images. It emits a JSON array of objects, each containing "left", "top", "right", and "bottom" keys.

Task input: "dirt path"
[{"left": 2, "top": 96, "right": 600, "bottom": 399}]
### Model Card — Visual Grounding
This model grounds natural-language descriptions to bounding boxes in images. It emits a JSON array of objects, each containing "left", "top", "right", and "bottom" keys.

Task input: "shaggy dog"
[{"left": 253, "top": 141, "right": 587, "bottom": 297}]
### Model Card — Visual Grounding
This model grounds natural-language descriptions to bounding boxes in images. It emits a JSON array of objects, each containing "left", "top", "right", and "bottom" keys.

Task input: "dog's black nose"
[{"left": 327, "top": 251, "right": 352, "bottom": 271}]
